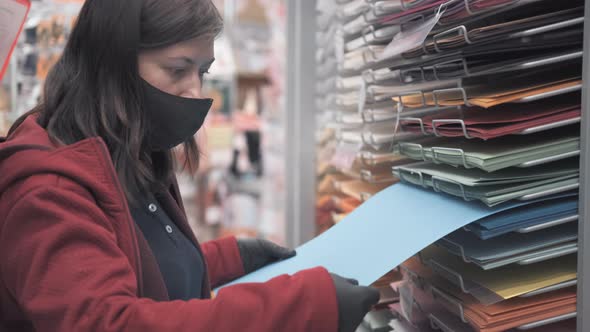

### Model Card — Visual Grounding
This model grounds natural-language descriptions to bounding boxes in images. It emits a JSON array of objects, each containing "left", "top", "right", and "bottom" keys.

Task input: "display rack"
[{"left": 285, "top": 0, "right": 590, "bottom": 330}]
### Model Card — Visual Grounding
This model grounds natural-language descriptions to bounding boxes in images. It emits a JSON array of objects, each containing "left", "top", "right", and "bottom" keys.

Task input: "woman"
[{"left": 0, "top": 0, "right": 379, "bottom": 331}]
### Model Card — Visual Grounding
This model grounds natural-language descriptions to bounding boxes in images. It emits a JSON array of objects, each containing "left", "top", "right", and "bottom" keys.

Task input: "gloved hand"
[
  {"left": 330, "top": 273, "right": 380, "bottom": 332},
  {"left": 237, "top": 238, "right": 296, "bottom": 274}
]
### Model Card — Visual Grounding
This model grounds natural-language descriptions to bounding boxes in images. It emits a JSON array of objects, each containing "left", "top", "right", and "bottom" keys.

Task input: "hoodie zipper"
[{"left": 93, "top": 139, "right": 144, "bottom": 296}]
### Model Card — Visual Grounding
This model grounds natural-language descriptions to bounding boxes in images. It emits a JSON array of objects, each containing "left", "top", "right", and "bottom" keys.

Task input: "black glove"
[
  {"left": 330, "top": 273, "right": 380, "bottom": 332},
  {"left": 237, "top": 238, "right": 296, "bottom": 274}
]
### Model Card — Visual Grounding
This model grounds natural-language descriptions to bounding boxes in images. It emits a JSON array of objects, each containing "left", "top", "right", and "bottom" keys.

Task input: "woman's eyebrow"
[{"left": 166, "top": 57, "right": 216, "bottom": 66}]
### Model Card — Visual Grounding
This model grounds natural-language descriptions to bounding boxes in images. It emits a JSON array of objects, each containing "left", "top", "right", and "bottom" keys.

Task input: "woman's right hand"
[{"left": 330, "top": 273, "right": 380, "bottom": 332}]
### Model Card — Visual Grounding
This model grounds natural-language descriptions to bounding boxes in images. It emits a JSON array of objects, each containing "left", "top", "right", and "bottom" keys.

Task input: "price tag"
[
  {"left": 330, "top": 141, "right": 362, "bottom": 170},
  {"left": 357, "top": 79, "right": 367, "bottom": 114},
  {"left": 399, "top": 281, "right": 415, "bottom": 323},
  {"left": 380, "top": 4, "right": 444, "bottom": 60}
]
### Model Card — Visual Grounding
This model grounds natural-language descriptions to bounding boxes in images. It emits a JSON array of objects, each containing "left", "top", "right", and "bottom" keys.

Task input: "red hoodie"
[{"left": 0, "top": 116, "right": 338, "bottom": 332}]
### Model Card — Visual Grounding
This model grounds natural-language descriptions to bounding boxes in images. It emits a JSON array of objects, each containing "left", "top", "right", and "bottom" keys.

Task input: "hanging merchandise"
[
  {"left": 0, "top": 0, "right": 30, "bottom": 135},
  {"left": 0, "top": 0, "right": 30, "bottom": 80},
  {"left": 233, "top": 0, "right": 272, "bottom": 75},
  {"left": 2, "top": 0, "right": 83, "bottom": 135}
]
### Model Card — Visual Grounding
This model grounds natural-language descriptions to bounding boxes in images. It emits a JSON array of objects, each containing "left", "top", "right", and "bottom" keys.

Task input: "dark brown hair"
[{"left": 10, "top": 0, "right": 223, "bottom": 204}]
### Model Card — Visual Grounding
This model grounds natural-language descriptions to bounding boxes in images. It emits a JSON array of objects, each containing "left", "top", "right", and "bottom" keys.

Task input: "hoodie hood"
[{"left": 0, "top": 116, "right": 118, "bottom": 205}]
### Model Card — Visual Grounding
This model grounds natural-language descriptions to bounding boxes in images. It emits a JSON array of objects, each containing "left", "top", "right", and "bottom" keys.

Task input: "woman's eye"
[{"left": 167, "top": 67, "right": 187, "bottom": 78}]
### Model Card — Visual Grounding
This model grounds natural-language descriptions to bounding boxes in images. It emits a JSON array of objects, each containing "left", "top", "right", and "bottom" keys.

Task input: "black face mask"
[{"left": 141, "top": 79, "right": 212, "bottom": 151}]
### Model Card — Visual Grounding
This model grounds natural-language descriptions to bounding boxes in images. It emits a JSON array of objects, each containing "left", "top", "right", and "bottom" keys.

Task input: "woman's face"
[{"left": 138, "top": 37, "right": 214, "bottom": 99}]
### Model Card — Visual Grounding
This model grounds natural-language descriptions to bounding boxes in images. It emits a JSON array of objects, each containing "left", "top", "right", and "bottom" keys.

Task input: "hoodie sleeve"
[
  {"left": 0, "top": 184, "right": 338, "bottom": 332},
  {"left": 200, "top": 236, "right": 246, "bottom": 288}
]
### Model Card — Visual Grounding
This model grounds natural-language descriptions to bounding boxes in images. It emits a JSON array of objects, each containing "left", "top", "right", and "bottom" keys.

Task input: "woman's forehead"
[{"left": 143, "top": 37, "right": 214, "bottom": 60}]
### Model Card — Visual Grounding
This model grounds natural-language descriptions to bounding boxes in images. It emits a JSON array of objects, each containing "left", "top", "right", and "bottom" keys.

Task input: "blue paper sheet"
[{"left": 219, "top": 184, "right": 527, "bottom": 289}]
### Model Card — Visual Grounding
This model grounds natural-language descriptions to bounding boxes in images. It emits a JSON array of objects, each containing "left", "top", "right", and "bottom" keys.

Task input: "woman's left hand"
[{"left": 237, "top": 238, "right": 296, "bottom": 274}]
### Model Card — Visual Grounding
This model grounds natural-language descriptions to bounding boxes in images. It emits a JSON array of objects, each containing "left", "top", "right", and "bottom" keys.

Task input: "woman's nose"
[{"left": 179, "top": 72, "right": 202, "bottom": 99}]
